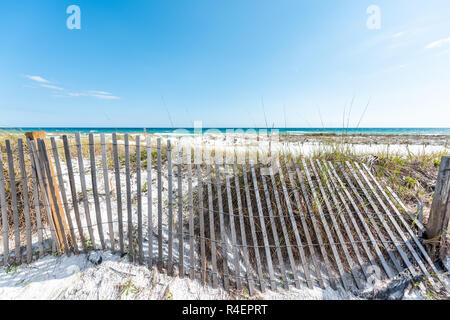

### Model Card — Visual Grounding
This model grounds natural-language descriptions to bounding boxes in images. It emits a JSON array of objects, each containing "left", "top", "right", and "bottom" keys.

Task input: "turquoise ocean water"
[{"left": 0, "top": 127, "right": 449, "bottom": 136}]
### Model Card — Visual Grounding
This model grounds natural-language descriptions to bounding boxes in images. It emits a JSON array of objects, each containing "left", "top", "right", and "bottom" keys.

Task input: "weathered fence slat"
[
  {"left": 307, "top": 158, "right": 352, "bottom": 290},
  {"left": 29, "top": 140, "right": 59, "bottom": 253},
  {"left": 38, "top": 139, "right": 70, "bottom": 256},
  {"left": 124, "top": 134, "right": 133, "bottom": 259},
  {"left": 292, "top": 157, "right": 334, "bottom": 288},
  {"left": 187, "top": 147, "right": 195, "bottom": 280},
  {"left": 136, "top": 136, "right": 143, "bottom": 264},
  {"left": 177, "top": 145, "right": 184, "bottom": 277},
  {"left": 354, "top": 162, "right": 434, "bottom": 289},
  {"left": 157, "top": 138, "right": 163, "bottom": 268},
  {"left": 260, "top": 169, "right": 289, "bottom": 290},
  {"left": 232, "top": 156, "right": 254, "bottom": 295},
  {"left": 26, "top": 140, "right": 45, "bottom": 257},
  {"left": 349, "top": 162, "right": 417, "bottom": 275},
  {"left": 224, "top": 154, "right": 242, "bottom": 290},
  {"left": 6, "top": 140, "right": 21, "bottom": 263},
  {"left": 250, "top": 161, "right": 276, "bottom": 291},
  {"left": 17, "top": 139, "right": 33, "bottom": 263},
  {"left": 0, "top": 149, "right": 9, "bottom": 264},
  {"left": 101, "top": 133, "right": 115, "bottom": 252},
  {"left": 385, "top": 185, "right": 426, "bottom": 232},
  {"left": 147, "top": 136, "right": 153, "bottom": 268},
  {"left": 267, "top": 165, "right": 302, "bottom": 289},
  {"left": 215, "top": 153, "right": 230, "bottom": 290},
  {"left": 277, "top": 158, "right": 316, "bottom": 288},
  {"left": 62, "top": 135, "right": 87, "bottom": 252},
  {"left": 167, "top": 140, "right": 174, "bottom": 274},
  {"left": 325, "top": 161, "right": 380, "bottom": 279},
  {"left": 427, "top": 156, "right": 450, "bottom": 257},
  {"left": 344, "top": 161, "right": 408, "bottom": 275},
  {"left": 333, "top": 162, "right": 395, "bottom": 278},
  {"left": 358, "top": 163, "right": 428, "bottom": 263},
  {"left": 87, "top": 138, "right": 107, "bottom": 252},
  {"left": 196, "top": 151, "right": 207, "bottom": 284},
  {"left": 317, "top": 160, "right": 365, "bottom": 289},
  {"left": 206, "top": 151, "right": 219, "bottom": 288},
  {"left": 241, "top": 156, "right": 265, "bottom": 292},
  {"left": 50, "top": 137, "right": 78, "bottom": 254},
  {"left": 112, "top": 133, "right": 124, "bottom": 254},
  {"left": 75, "top": 132, "right": 96, "bottom": 250},
  {"left": 300, "top": 158, "right": 342, "bottom": 290},
  {"left": 362, "top": 163, "right": 440, "bottom": 276},
  {"left": 37, "top": 139, "right": 65, "bottom": 254}
]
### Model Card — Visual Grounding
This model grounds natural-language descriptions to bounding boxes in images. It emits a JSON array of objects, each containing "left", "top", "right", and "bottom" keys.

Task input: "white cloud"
[
  {"left": 67, "top": 92, "right": 85, "bottom": 97},
  {"left": 40, "top": 84, "right": 64, "bottom": 91},
  {"left": 425, "top": 37, "right": 450, "bottom": 49},
  {"left": 86, "top": 90, "right": 120, "bottom": 99},
  {"left": 89, "top": 90, "right": 112, "bottom": 95},
  {"left": 64, "top": 91, "right": 120, "bottom": 100},
  {"left": 25, "top": 75, "right": 50, "bottom": 83},
  {"left": 23, "top": 74, "right": 119, "bottom": 100},
  {"left": 392, "top": 32, "right": 404, "bottom": 38},
  {"left": 91, "top": 93, "right": 120, "bottom": 100}
]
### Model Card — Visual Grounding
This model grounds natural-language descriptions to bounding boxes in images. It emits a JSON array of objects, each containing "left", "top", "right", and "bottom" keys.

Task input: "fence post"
[
  {"left": 426, "top": 156, "right": 450, "bottom": 259},
  {"left": 25, "top": 131, "right": 69, "bottom": 251}
]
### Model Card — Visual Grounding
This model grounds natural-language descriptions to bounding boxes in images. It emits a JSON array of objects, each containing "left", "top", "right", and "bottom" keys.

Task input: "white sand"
[
  {"left": 0, "top": 251, "right": 349, "bottom": 300},
  {"left": 1, "top": 250, "right": 436, "bottom": 300}
]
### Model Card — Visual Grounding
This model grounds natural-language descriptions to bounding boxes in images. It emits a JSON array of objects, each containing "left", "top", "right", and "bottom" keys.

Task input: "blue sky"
[{"left": 0, "top": 0, "right": 449, "bottom": 128}]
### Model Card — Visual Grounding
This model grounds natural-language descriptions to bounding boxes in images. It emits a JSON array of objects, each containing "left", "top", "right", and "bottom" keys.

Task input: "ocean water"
[{"left": 0, "top": 127, "right": 449, "bottom": 136}]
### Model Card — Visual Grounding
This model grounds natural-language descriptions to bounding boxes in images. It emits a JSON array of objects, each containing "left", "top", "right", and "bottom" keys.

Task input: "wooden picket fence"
[{"left": 0, "top": 132, "right": 443, "bottom": 295}]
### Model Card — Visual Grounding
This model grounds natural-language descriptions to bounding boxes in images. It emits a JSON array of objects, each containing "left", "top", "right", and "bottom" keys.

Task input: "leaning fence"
[{"left": 0, "top": 132, "right": 444, "bottom": 295}]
